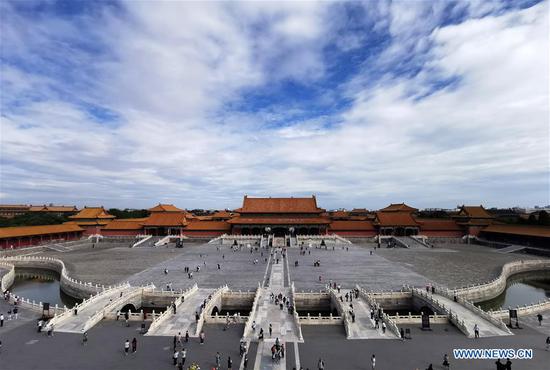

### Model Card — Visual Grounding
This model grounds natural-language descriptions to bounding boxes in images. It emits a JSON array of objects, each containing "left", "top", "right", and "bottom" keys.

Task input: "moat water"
[
  {"left": 9, "top": 269, "right": 82, "bottom": 308},
  {"left": 477, "top": 272, "right": 550, "bottom": 311}
]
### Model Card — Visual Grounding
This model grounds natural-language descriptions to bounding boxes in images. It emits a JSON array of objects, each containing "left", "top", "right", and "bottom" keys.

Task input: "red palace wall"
[
  {"left": 183, "top": 231, "right": 226, "bottom": 237},
  {"left": 421, "top": 230, "right": 464, "bottom": 238},
  {"left": 329, "top": 231, "right": 377, "bottom": 237},
  {"left": 101, "top": 230, "right": 141, "bottom": 237},
  {"left": 1, "top": 232, "right": 82, "bottom": 249}
]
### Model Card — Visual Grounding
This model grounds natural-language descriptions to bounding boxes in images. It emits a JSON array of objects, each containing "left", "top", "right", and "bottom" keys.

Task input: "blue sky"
[{"left": 0, "top": 0, "right": 548, "bottom": 210}]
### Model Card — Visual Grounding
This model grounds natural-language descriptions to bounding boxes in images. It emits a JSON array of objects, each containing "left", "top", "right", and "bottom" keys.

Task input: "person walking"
[
  {"left": 173, "top": 349, "right": 179, "bottom": 365},
  {"left": 215, "top": 352, "right": 221, "bottom": 369},
  {"left": 474, "top": 323, "right": 480, "bottom": 338},
  {"left": 371, "top": 354, "right": 376, "bottom": 369},
  {"left": 0, "top": 313, "right": 4, "bottom": 327},
  {"left": 199, "top": 330, "right": 205, "bottom": 344},
  {"left": 382, "top": 321, "right": 386, "bottom": 334},
  {"left": 13, "top": 307, "right": 18, "bottom": 320},
  {"left": 269, "top": 323, "right": 272, "bottom": 337},
  {"left": 546, "top": 336, "right": 550, "bottom": 351},
  {"left": 82, "top": 332, "right": 88, "bottom": 345},
  {"left": 243, "top": 353, "right": 248, "bottom": 369},
  {"left": 47, "top": 323, "right": 54, "bottom": 337},
  {"left": 125, "top": 311, "right": 130, "bottom": 327},
  {"left": 124, "top": 339, "right": 130, "bottom": 356},
  {"left": 185, "top": 330, "right": 189, "bottom": 343},
  {"left": 505, "top": 358, "right": 512, "bottom": 370},
  {"left": 443, "top": 353, "right": 450, "bottom": 369},
  {"left": 131, "top": 337, "right": 137, "bottom": 353},
  {"left": 318, "top": 358, "right": 325, "bottom": 370},
  {"left": 537, "top": 313, "right": 543, "bottom": 326},
  {"left": 228, "top": 356, "right": 233, "bottom": 370},
  {"left": 37, "top": 319, "right": 43, "bottom": 333},
  {"left": 179, "top": 348, "right": 186, "bottom": 367}
]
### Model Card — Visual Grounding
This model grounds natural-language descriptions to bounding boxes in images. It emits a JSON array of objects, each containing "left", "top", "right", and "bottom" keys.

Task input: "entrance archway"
[
  {"left": 241, "top": 228, "right": 250, "bottom": 235},
  {"left": 120, "top": 304, "right": 137, "bottom": 313},
  {"left": 211, "top": 306, "right": 219, "bottom": 315},
  {"left": 273, "top": 227, "right": 286, "bottom": 237}
]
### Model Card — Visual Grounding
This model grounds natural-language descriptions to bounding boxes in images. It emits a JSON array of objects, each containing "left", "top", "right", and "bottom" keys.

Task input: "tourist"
[
  {"left": 82, "top": 332, "right": 88, "bottom": 345},
  {"left": 124, "top": 339, "right": 130, "bottom": 356},
  {"left": 228, "top": 356, "right": 233, "bottom": 370},
  {"left": 442, "top": 353, "right": 450, "bottom": 369},
  {"left": 269, "top": 323, "right": 272, "bottom": 337},
  {"left": 243, "top": 353, "right": 248, "bottom": 369},
  {"left": 318, "top": 358, "right": 325, "bottom": 370},
  {"left": 474, "top": 323, "right": 479, "bottom": 338},
  {"left": 259, "top": 328, "right": 264, "bottom": 340},
  {"left": 13, "top": 307, "right": 18, "bottom": 320},
  {"left": 116, "top": 310, "right": 120, "bottom": 321},
  {"left": 131, "top": 337, "right": 137, "bottom": 353},
  {"left": 199, "top": 330, "right": 205, "bottom": 344},
  {"left": 37, "top": 319, "right": 43, "bottom": 332},
  {"left": 7, "top": 310, "right": 11, "bottom": 321},
  {"left": 0, "top": 313, "right": 3, "bottom": 327},
  {"left": 125, "top": 311, "right": 130, "bottom": 327},
  {"left": 546, "top": 336, "right": 550, "bottom": 351},
  {"left": 47, "top": 323, "right": 54, "bottom": 337},
  {"left": 505, "top": 358, "right": 512, "bottom": 370},
  {"left": 185, "top": 330, "right": 189, "bottom": 342},
  {"left": 400, "top": 328, "right": 405, "bottom": 340},
  {"left": 195, "top": 311, "right": 200, "bottom": 323},
  {"left": 426, "top": 364, "right": 433, "bottom": 370},
  {"left": 177, "top": 332, "right": 182, "bottom": 346},
  {"left": 179, "top": 348, "right": 186, "bottom": 367},
  {"left": 173, "top": 349, "right": 179, "bottom": 365},
  {"left": 382, "top": 321, "right": 386, "bottom": 333},
  {"left": 252, "top": 320, "right": 256, "bottom": 331},
  {"left": 173, "top": 335, "right": 177, "bottom": 350},
  {"left": 495, "top": 359, "right": 504, "bottom": 370},
  {"left": 537, "top": 313, "right": 543, "bottom": 326},
  {"left": 371, "top": 354, "right": 376, "bottom": 369},
  {"left": 216, "top": 352, "right": 221, "bottom": 368}
]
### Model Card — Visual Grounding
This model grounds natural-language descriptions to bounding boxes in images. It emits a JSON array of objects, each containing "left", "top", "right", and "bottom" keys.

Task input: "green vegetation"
[
  {"left": 107, "top": 208, "right": 149, "bottom": 219},
  {"left": 0, "top": 213, "right": 70, "bottom": 227}
]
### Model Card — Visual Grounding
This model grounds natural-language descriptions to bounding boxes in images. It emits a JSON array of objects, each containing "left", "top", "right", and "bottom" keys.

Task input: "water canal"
[
  {"left": 9, "top": 268, "right": 81, "bottom": 308},
  {"left": 477, "top": 272, "right": 550, "bottom": 311}
]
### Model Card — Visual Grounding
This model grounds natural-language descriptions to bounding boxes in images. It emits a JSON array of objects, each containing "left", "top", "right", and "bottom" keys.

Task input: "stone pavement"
[
  {"left": 146, "top": 288, "right": 215, "bottom": 337},
  {"left": 377, "top": 243, "right": 537, "bottom": 289},
  {"left": 246, "top": 250, "right": 301, "bottom": 370},
  {"left": 287, "top": 245, "right": 430, "bottom": 291},
  {"left": 126, "top": 243, "right": 267, "bottom": 290},
  {"left": 428, "top": 292, "right": 511, "bottom": 338},
  {"left": 340, "top": 289, "right": 394, "bottom": 340},
  {"left": 54, "top": 286, "right": 129, "bottom": 333}
]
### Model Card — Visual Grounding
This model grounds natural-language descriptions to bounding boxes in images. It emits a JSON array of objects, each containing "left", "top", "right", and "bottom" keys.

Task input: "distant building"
[
  {"left": 0, "top": 224, "right": 83, "bottom": 248},
  {"left": 0, "top": 205, "right": 30, "bottom": 218},
  {"left": 228, "top": 195, "right": 331, "bottom": 236},
  {"left": 66, "top": 207, "right": 115, "bottom": 235}
]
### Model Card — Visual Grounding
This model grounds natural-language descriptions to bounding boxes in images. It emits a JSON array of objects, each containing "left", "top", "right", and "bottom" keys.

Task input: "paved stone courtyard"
[{"left": 1, "top": 239, "right": 550, "bottom": 369}]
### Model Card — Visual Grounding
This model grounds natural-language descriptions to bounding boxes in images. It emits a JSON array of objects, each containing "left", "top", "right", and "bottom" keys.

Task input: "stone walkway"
[
  {"left": 55, "top": 287, "right": 128, "bottom": 333},
  {"left": 430, "top": 292, "right": 511, "bottom": 338},
  {"left": 146, "top": 288, "right": 215, "bottom": 337},
  {"left": 340, "top": 289, "right": 394, "bottom": 340},
  {"left": 246, "top": 251, "right": 301, "bottom": 370}
]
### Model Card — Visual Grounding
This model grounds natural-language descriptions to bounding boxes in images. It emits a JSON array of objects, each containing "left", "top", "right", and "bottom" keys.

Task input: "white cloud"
[{"left": 0, "top": 1, "right": 548, "bottom": 209}]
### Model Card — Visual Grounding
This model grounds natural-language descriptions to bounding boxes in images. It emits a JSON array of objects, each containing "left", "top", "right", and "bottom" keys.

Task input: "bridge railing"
[
  {"left": 356, "top": 285, "right": 400, "bottom": 338},
  {"left": 242, "top": 283, "right": 262, "bottom": 339},
  {"left": 147, "top": 284, "right": 198, "bottom": 333},
  {"left": 195, "top": 285, "right": 229, "bottom": 336}
]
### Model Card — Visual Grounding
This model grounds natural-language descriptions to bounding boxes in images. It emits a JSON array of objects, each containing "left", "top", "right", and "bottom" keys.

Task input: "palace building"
[
  {"left": 2, "top": 195, "right": 548, "bottom": 250},
  {"left": 227, "top": 196, "right": 331, "bottom": 236}
]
